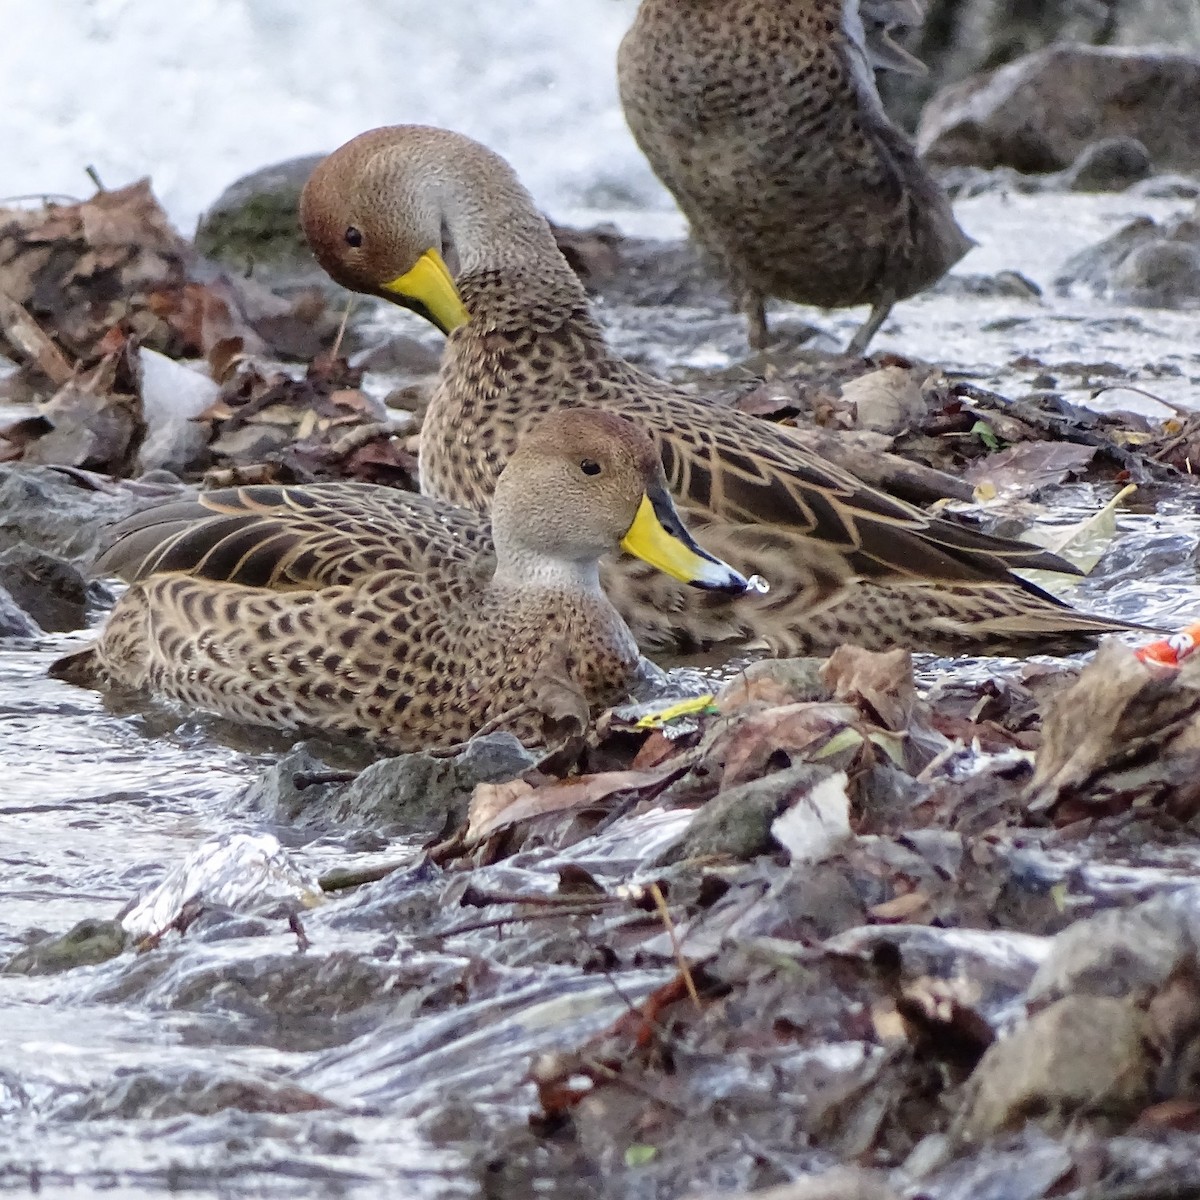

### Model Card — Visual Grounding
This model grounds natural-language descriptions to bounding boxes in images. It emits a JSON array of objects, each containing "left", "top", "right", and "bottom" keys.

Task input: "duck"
[
  {"left": 616, "top": 0, "right": 972, "bottom": 352},
  {"left": 51, "top": 410, "right": 749, "bottom": 752},
  {"left": 298, "top": 124, "right": 1143, "bottom": 658}
]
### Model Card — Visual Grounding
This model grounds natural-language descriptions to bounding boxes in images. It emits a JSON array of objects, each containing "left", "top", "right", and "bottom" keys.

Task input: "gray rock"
[
  {"left": 0, "top": 543, "right": 90, "bottom": 631},
  {"left": 0, "top": 465, "right": 182, "bottom": 565},
  {"left": 194, "top": 155, "right": 329, "bottom": 295},
  {"left": 247, "top": 734, "right": 537, "bottom": 833},
  {"left": 1056, "top": 206, "right": 1200, "bottom": 309},
  {"left": 959, "top": 994, "right": 1153, "bottom": 1138},
  {"left": 881, "top": 0, "right": 1200, "bottom": 132},
  {"left": 0, "top": 583, "right": 40, "bottom": 638},
  {"left": 918, "top": 46, "right": 1200, "bottom": 175},
  {"left": 1065, "top": 137, "right": 1153, "bottom": 192},
  {"left": 930, "top": 270, "right": 1042, "bottom": 300},
  {"left": 241, "top": 745, "right": 350, "bottom": 823},
  {"left": 656, "top": 763, "right": 834, "bottom": 865},
  {"left": 51, "top": 1066, "right": 329, "bottom": 1120},
  {"left": 1028, "top": 891, "right": 1200, "bottom": 1004},
  {"left": 1129, "top": 174, "right": 1200, "bottom": 200}
]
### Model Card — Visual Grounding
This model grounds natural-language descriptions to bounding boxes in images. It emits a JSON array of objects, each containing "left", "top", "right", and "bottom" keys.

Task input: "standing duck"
[
  {"left": 617, "top": 0, "right": 972, "bottom": 351},
  {"left": 299, "top": 125, "right": 1140, "bottom": 657},
  {"left": 53, "top": 410, "right": 748, "bottom": 751}
]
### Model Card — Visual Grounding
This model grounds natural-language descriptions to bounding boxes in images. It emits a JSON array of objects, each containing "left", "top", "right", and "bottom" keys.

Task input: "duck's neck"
[
  {"left": 440, "top": 190, "right": 595, "bottom": 335},
  {"left": 490, "top": 550, "right": 604, "bottom": 598}
]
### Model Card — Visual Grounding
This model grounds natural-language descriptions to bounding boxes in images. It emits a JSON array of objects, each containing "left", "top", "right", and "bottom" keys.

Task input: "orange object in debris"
[{"left": 1135, "top": 622, "right": 1200, "bottom": 667}]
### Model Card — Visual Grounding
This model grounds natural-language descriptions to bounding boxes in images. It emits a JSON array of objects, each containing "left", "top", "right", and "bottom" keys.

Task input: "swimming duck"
[
  {"left": 53, "top": 410, "right": 748, "bottom": 751},
  {"left": 617, "top": 0, "right": 972, "bottom": 351},
  {"left": 299, "top": 124, "right": 1140, "bottom": 657}
]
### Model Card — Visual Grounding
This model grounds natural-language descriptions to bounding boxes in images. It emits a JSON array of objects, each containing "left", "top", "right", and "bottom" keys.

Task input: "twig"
[
  {"left": 650, "top": 881, "right": 700, "bottom": 1012},
  {"left": 330, "top": 297, "right": 354, "bottom": 360},
  {"left": 319, "top": 859, "right": 410, "bottom": 892},
  {"left": 1090, "top": 383, "right": 1192, "bottom": 416},
  {"left": 84, "top": 165, "right": 106, "bottom": 193}
]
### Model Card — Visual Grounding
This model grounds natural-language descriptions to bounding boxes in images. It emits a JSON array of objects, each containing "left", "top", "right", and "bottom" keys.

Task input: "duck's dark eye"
[
  {"left": 580, "top": 459, "right": 601, "bottom": 476},
  {"left": 344, "top": 226, "right": 363, "bottom": 248}
]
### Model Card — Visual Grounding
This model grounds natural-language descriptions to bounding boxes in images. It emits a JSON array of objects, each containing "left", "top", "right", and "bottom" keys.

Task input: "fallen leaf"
[
  {"left": 820, "top": 644, "right": 915, "bottom": 732},
  {"left": 769, "top": 770, "right": 852, "bottom": 863},
  {"left": 840, "top": 365, "right": 927, "bottom": 434},
  {"left": 1021, "top": 483, "right": 1137, "bottom": 576},
  {"left": 466, "top": 761, "right": 685, "bottom": 846},
  {"left": 963, "top": 441, "right": 1097, "bottom": 496}
]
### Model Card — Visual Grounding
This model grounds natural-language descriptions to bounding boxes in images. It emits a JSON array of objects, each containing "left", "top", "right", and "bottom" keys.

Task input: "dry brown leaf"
[
  {"left": 1027, "top": 639, "right": 1200, "bottom": 813},
  {"left": 868, "top": 891, "right": 931, "bottom": 923},
  {"left": 466, "top": 762, "right": 681, "bottom": 846},
  {"left": 0, "top": 292, "right": 75, "bottom": 384},
  {"left": 820, "top": 644, "right": 915, "bottom": 732},
  {"left": 716, "top": 701, "right": 860, "bottom": 787},
  {"left": 963, "top": 440, "right": 1097, "bottom": 495},
  {"left": 840, "top": 365, "right": 927, "bottom": 433}
]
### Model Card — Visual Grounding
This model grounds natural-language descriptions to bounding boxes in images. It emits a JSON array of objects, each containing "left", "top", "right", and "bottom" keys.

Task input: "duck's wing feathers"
[
  {"left": 95, "top": 483, "right": 493, "bottom": 590},
  {"left": 628, "top": 389, "right": 1082, "bottom": 590}
]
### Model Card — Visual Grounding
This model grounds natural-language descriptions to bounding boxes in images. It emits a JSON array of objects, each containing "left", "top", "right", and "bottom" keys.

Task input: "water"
[{"left": 0, "top": 0, "right": 658, "bottom": 233}]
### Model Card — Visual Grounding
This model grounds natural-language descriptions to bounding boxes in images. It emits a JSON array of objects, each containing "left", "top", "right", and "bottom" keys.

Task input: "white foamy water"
[{"left": 0, "top": 0, "right": 665, "bottom": 233}]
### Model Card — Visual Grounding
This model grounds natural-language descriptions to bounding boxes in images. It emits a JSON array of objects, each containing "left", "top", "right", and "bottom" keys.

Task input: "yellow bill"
[
  {"left": 620, "top": 489, "right": 749, "bottom": 594},
  {"left": 380, "top": 248, "right": 470, "bottom": 334}
]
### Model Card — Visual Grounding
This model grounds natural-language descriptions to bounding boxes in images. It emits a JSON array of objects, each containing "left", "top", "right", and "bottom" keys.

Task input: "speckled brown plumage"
[
  {"left": 54, "top": 412, "right": 741, "bottom": 751},
  {"left": 617, "top": 0, "right": 973, "bottom": 350},
  {"left": 299, "top": 125, "right": 1145, "bottom": 657}
]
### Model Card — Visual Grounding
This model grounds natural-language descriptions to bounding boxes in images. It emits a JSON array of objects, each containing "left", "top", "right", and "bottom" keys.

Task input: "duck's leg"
[
  {"left": 744, "top": 289, "right": 769, "bottom": 350},
  {"left": 845, "top": 292, "right": 896, "bottom": 356}
]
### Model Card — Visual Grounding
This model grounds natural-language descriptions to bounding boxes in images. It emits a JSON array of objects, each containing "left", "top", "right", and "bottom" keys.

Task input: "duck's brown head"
[
  {"left": 493, "top": 409, "right": 749, "bottom": 594},
  {"left": 300, "top": 125, "right": 475, "bottom": 334}
]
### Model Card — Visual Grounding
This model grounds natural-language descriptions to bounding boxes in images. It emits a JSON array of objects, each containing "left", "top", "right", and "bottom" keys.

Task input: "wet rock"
[
  {"left": 959, "top": 994, "right": 1154, "bottom": 1139},
  {"left": 194, "top": 154, "right": 327, "bottom": 294},
  {"left": 656, "top": 763, "right": 835, "bottom": 864},
  {"left": 4, "top": 918, "right": 127, "bottom": 975},
  {"left": 1054, "top": 202, "right": 1200, "bottom": 310},
  {"left": 1056, "top": 215, "right": 1160, "bottom": 299},
  {"left": 241, "top": 744, "right": 347, "bottom": 821},
  {"left": 918, "top": 47, "right": 1200, "bottom": 175},
  {"left": 1028, "top": 892, "right": 1200, "bottom": 1004},
  {"left": 929, "top": 270, "right": 1042, "bottom": 300},
  {"left": 0, "top": 464, "right": 181, "bottom": 563},
  {"left": 1111, "top": 241, "right": 1200, "bottom": 310},
  {"left": 0, "top": 582, "right": 39, "bottom": 638},
  {"left": 251, "top": 733, "right": 537, "bottom": 833},
  {"left": 0, "top": 543, "right": 91, "bottom": 632},
  {"left": 1065, "top": 137, "right": 1153, "bottom": 192},
  {"left": 1131, "top": 174, "right": 1200, "bottom": 200},
  {"left": 52, "top": 1067, "right": 329, "bottom": 1120},
  {"left": 880, "top": 0, "right": 1200, "bottom": 131},
  {"left": 576, "top": 235, "right": 725, "bottom": 310}
]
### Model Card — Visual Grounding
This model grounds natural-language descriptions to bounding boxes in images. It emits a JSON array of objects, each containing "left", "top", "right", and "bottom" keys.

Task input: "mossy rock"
[{"left": 194, "top": 155, "right": 334, "bottom": 293}]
